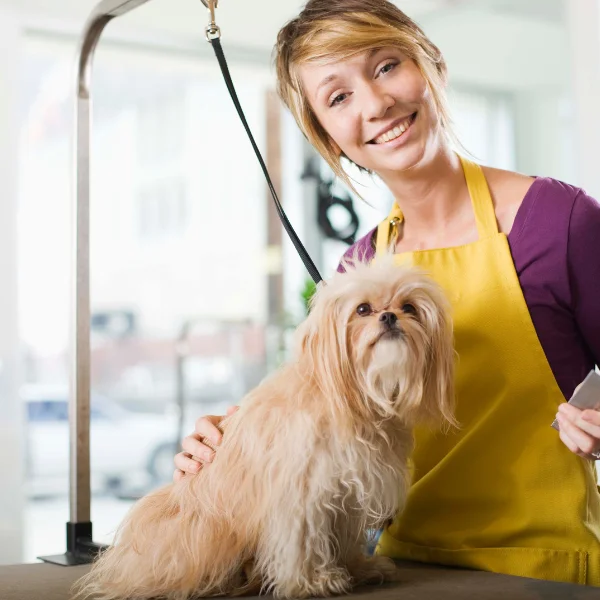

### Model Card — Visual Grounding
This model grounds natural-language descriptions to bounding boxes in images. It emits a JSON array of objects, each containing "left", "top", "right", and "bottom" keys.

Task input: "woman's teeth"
[{"left": 373, "top": 114, "right": 414, "bottom": 144}]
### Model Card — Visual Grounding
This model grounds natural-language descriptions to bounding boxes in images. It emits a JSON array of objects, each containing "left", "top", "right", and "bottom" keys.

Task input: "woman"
[{"left": 174, "top": 0, "right": 600, "bottom": 586}]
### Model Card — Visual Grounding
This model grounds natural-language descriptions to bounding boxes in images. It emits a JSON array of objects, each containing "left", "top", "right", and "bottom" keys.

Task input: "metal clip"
[
  {"left": 201, "top": 0, "right": 221, "bottom": 41},
  {"left": 389, "top": 216, "right": 402, "bottom": 247}
]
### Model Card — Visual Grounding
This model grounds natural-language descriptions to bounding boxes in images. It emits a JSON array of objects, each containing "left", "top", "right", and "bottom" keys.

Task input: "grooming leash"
[{"left": 201, "top": 0, "right": 323, "bottom": 285}]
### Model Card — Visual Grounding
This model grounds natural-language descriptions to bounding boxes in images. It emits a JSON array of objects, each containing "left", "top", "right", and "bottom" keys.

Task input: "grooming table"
[{"left": 0, "top": 560, "right": 596, "bottom": 600}]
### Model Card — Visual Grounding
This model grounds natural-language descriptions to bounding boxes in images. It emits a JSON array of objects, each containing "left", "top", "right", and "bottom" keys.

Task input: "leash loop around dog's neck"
[{"left": 202, "top": 0, "right": 323, "bottom": 285}]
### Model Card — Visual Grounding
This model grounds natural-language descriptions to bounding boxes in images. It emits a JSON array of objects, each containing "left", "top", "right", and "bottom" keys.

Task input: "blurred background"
[{"left": 0, "top": 0, "right": 599, "bottom": 565}]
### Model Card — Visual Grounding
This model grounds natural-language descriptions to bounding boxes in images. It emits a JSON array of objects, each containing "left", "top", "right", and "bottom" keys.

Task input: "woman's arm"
[
  {"left": 556, "top": 190, "right": 600, "bottom": 459},
  {"left": 568, "top": 189, "right": 600, "bottom": 366}
]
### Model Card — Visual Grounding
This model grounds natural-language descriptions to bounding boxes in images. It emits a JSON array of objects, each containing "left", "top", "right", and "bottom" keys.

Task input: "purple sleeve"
[
  {"left": 568, "top": 190, "right": 600, "bottom": 366},
  {"left": 336, "top": 228, "right": 377, "bottom": 273}
]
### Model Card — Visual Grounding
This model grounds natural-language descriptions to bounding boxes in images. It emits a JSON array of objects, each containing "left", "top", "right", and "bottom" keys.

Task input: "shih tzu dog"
[{"left": 73, "top": 257, "right": 455, "bottom": 600}]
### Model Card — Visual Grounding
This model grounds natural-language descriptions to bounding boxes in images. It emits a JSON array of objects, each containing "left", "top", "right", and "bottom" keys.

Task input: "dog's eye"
[
  {"left": 356, "top": 303, "right": 372, "bottom": 317},
  {"left": 402, "top": 303, "right": 417, "bottom": 316}
]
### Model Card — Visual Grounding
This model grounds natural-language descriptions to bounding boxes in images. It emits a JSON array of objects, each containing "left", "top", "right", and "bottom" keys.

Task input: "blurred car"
[{"left": 21, "top": 384, "right": 191, "bottom": 498}]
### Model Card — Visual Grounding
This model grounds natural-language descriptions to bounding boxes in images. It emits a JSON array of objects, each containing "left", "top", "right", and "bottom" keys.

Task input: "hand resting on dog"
[{"left": 173, "top": 406, "right": 239, "bottom": 482}]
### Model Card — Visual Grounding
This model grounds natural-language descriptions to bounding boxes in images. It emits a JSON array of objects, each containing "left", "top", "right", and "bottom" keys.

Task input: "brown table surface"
[{"left": 0, "top": 560, "right": 598, "bottom": 600}]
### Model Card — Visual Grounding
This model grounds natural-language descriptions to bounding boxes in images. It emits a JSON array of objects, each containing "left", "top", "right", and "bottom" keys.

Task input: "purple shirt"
[{"left": 338, "top": 177, "right": 600, "bottom": 400}]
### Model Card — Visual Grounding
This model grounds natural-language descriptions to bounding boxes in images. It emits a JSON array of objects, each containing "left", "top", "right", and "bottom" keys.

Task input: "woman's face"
[{"left": 299, "top": 47, "right": 443, "bottom": 176}]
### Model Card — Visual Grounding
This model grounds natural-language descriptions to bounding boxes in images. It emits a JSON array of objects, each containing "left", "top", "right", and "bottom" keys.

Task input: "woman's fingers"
[
  {"left": 172, "top": 407, "right": 241, "bottom": 482},
  {"left": 194, "top": 414, "right": 227, "bottom": 447},
  {"left": 175, "top": 448, "right": 208, "bottom": 472},
  {"left": 558, "top": 426, "right": 586, "bottom": 457},
  {"left": 578, "top": 409, "right": 600, "bottom": 439},
  {"left": 181, "top": 433, "right": 216, "bottom": 463},
  {"left": 556, "top": 405, "right": 600, "bottom": 458}
]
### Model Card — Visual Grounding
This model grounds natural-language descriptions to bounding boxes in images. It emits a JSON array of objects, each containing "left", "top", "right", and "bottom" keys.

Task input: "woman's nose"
[{"left": 362, "top": 84, "right": 395, "bottom": 120}]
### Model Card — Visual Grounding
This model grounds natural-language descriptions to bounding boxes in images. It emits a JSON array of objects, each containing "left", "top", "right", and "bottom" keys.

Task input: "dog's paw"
[
  {"left": 273, "top": 567, "right": 352, "bottom": 598},
  {"left": 349, "top": 555, "right": 402, "bottom": 585},
  {"left": 320, "top": 569, "right": 354, "bottom": 595}
]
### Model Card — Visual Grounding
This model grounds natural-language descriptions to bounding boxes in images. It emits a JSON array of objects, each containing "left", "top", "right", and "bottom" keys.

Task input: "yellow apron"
[{"left": 375, "top": 156, "right": 600, "bottom": 585}]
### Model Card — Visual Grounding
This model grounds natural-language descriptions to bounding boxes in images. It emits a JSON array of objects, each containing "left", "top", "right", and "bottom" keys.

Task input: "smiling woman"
[
  {"left": 273, "top": 0, "right": 600, "bottom": 587},
  {"left": 178, "top": 0, "right": 600, "bottom": 589},
  {"left": 274, "top": 1, "right": 457, "bottom": 194}
]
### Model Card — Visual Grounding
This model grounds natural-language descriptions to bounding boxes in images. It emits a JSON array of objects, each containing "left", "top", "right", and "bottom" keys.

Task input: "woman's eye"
[
  {"left": 330, "top": 93, "right": 348, "bottom": 107},
  {"left": 356, "top": 303, "right": 373, "bottom": 317},
  {"left": 379, "top": 62, "right": 397, "bottom": 76},
  {"left": 402, "top": 303, "right": 417, "bottom": 316}
]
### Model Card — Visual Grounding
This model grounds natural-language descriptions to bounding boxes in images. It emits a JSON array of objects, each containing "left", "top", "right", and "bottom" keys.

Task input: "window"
[
  {"left": 448, "top": 86, "right": 516, "bottom": 171},
  {"left": 26, "top": 400, "right": 68, "bottom": 423},
  {"left": 137, "top": 176, "right": 188, "bottom": 240},
  {"left": 19, "top": 35, "right": 273, "bottom": 562}
]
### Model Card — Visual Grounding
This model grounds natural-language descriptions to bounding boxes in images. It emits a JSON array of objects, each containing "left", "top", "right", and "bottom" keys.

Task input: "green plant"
[{"left": 301, "top": 278, "right": 317, "bottom": 316}]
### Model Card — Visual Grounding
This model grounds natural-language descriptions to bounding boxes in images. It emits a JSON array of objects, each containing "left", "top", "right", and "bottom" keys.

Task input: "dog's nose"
[{"left": 379, "top": 312, "right": 398, "bottom": 328}]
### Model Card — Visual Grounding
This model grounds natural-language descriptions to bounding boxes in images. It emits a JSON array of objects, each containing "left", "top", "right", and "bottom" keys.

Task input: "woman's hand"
[
  {"left": 173, "top": 405, "right": 239, "bottom": 482},
  {"left": 556, "top": 403, "right": 600, "bottom": 460}
]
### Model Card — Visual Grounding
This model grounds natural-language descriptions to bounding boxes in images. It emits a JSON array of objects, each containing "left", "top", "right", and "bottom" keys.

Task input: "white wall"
[
  {"left": 423, "top": 9, "right": 568, "bottom": 90},
  {"left": 0, "top": 7, "right": 24, "bottom": 565},
  {"left": 566, "top": 0, "right": 600, "bottom": 198},
  {"left": 422, "top": 7, "right": 574, "bottom": 183},
  {"left": 513, "top": 92, "right": 575, "bottom": 183}
]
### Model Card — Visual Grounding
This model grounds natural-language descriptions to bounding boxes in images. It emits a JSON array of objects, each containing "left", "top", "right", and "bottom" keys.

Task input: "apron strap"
[
  {"left": 376, "top": 155, "right": 498, "bottom": 256},
  {"left": 376, "top": 204, "right": 404, "bottom": 257},
  {"left": 459, "top": 155, "right": 499, "bottom": 238}
]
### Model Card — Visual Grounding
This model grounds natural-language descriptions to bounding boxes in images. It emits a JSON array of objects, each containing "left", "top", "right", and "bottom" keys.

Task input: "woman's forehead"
[{"left": 298, "top": 47, "right": 400, "bottom": 95}]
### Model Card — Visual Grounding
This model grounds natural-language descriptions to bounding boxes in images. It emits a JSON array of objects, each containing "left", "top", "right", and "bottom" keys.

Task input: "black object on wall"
[{"left": 301, "top": 157, "right": 360, "bottom": 246}]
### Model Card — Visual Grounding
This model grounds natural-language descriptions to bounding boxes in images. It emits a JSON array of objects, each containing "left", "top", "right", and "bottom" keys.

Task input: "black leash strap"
[{"left": 204, "top": 11, "right": 323, "bottom": 285}]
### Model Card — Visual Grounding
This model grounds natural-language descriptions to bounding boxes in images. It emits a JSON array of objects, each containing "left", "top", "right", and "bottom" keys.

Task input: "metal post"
[
  {"left": 39, "top": 0, "right": 224, "bottom": 566},
  {"left": 39, "top": 0, "right": 156, "bottom": 567}
]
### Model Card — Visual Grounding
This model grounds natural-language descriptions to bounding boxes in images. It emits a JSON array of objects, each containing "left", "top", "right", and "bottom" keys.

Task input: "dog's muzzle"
[
  {"left": 379, "top": 312, "right": 403, "bottom": 339},
  {"left": 380, "top": 312, "right": 398, "bottom": 329}
]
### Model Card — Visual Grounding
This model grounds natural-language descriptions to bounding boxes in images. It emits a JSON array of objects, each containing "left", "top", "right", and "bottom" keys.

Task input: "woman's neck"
[{"left": 378, "top": 147, "right": 470, "bottom": 239}]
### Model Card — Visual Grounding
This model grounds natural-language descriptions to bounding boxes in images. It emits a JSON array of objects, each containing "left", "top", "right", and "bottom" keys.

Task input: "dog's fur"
[{"left": 73, "top": 258, "right": 455, "bottom": 600}]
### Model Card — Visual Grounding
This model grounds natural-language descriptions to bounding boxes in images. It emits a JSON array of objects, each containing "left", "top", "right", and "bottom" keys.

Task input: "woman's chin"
[{"left": 371, "top": 143, "right": 428, "bottom": 175}]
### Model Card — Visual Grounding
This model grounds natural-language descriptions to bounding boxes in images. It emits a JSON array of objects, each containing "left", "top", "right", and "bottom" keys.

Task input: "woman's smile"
[{"left": 367, "top": 111, "right": 418, "bottom": 146}]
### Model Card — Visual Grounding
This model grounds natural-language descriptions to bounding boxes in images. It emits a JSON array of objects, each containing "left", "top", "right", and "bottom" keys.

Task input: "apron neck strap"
[
  {"left": 376, "top": 155, "right": 498, "bottom": 255},
  {"left": 459, "top": 155, "right": 498, "bottom": 239},
  {"left": 375, "top": 203, "right": 403, "bottom": 257}
]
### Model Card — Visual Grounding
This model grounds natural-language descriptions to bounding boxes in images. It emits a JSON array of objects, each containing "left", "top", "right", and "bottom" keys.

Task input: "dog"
[{"left": 73, "top": 257, "right": 455, "bottom": 600}]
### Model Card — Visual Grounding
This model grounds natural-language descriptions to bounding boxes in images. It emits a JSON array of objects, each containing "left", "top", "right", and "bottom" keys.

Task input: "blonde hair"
[{"left": 275, "top": 0, "right": 457, "bottom": 194}]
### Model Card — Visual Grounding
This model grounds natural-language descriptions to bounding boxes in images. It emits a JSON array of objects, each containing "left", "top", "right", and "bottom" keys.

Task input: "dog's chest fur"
[{"left": 313, "top": 423, "right": 413, "bottom": 529}]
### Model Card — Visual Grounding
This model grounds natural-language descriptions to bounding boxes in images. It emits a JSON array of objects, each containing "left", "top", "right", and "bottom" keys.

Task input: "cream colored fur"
[{"left": 73, "top": 257, "right": 455, "bottom": 600}]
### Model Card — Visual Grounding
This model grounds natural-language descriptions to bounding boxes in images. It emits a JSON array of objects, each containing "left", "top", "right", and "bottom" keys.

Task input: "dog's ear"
[
  {"left": 419, "top": 290, "right": 457, "bottom": 430},
  {"left": 295, "top": 288, "right": 353, "bottom": 401}
]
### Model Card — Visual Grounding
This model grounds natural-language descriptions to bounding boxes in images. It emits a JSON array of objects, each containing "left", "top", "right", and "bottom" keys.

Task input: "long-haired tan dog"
[{"left": 73, "top": 258, "right": 455, "bottom": 600}]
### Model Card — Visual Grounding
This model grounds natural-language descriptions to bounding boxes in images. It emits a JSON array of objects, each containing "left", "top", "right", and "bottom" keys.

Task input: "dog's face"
[{"left": 296, "top": 258, "right": 455, "bottom": 427}]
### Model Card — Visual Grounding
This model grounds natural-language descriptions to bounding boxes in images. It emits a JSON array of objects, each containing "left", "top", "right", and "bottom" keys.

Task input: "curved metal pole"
[
  {"left": 70, "top": 0, "right": 153, "bottom": 530},
  {"left": 72, "top": 0, "right": 217, "bottom": 528},
  {"left": 39, "top": 0, "right": 218, "bottom": 566}
]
